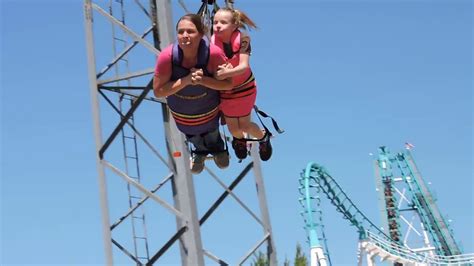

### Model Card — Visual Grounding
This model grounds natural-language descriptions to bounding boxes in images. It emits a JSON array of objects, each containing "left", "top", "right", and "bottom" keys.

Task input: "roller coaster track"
[
  {"left": 361, "top": 231, "right": 474, "bottom": 265},
  {"left": 394, "top": 149, "right": 461, "bottom": 256},
  {"left": 300, "top": 162, "right": 474, "bottom": 266}
]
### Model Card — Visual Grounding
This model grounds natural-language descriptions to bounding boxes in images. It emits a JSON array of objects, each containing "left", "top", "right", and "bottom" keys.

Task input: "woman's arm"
[
  {"left": 153, "top": 71, "right": 192, "bottom": 98},
  {"left": 153, "top": 47, "right": 194, "bottom": 98},
  {"left": 199, "top": 75, "right": 233, "bottom": 90},
  {"left": 154, "top": 68, "right": 230, "bottom": 96}
]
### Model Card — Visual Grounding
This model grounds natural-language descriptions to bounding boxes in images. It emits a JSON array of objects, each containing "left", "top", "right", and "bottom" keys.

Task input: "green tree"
[
  {"left": 294, "top": 243, "right": 308, "bottom": 266},
  {"left": 251, "top": 251, "right": 269, "bottom": 266},
  {"left": 250, "top": 244, "right": 309, "bottom": 266}
]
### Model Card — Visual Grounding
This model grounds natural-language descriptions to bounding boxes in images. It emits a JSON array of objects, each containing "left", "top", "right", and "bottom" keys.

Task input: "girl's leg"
[
  {"left": 237, "top": 115, "right": 265, "bottom": 139},
  {"left": 225, "top": 117, "right": 245, "bottom": 138},
  {"left": 237, "top": 115, "right": 273, "bottom": 161},
  {"left": 225, "top": 116, "right": 248, "bottom": 159}
]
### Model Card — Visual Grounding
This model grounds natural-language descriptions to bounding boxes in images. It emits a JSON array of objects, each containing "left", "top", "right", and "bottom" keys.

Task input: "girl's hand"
[
  {"left": 216, "top": 63, "right": 232, "bottom": 80},
  {"left": 216, "top": 66, "right": 226, "bottom": 80}
]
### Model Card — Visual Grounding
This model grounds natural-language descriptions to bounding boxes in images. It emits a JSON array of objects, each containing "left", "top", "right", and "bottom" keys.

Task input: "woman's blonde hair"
[{"left": 217, "top": 8, "right": 258, "bottom": 30}]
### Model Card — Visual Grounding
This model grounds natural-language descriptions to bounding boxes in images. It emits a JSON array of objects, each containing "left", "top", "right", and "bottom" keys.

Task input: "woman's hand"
[
  {"left": 190, "top": 68, "right": 204, "bottom": 84},
  {"left": 186, "top": 67, "right": 232, "bottom": 90}
]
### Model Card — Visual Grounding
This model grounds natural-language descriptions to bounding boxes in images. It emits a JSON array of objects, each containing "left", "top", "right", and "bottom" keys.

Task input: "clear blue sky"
[{"left": 1, "top": 0, "right": 472, "bottom": 265}]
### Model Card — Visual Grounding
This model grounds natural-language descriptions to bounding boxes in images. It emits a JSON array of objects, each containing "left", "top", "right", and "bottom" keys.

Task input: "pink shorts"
[{"left": 220, "top": 92, "right": 257, "bottom": 118}]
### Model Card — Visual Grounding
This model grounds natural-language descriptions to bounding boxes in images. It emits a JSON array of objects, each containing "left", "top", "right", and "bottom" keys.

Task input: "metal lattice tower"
[
  {"left": 374, "top": 146, "right": 462, "bottom": 257},
  {"left": 83, "top": 0, "right": 277, "bottom": 265}
]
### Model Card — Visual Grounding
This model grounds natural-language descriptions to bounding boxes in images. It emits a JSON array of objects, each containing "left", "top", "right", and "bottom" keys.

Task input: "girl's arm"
[
  {"left": 216, "top": 53, "right": 250, "bottom": 80},
  {"left": 215, "top": 34, "right": 252, "bottom": 80}
]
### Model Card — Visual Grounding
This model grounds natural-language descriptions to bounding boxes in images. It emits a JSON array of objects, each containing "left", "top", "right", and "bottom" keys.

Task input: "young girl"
[{"left": 212, "top": 8, "right": 272, "bottom": 161}]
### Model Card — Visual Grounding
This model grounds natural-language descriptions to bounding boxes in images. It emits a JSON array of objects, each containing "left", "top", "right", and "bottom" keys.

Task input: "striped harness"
[{"left": 167, "top": 37, "right": 221, "bottom": 135}]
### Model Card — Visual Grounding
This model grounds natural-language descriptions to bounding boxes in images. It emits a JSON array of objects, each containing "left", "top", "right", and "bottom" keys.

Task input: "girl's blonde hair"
[{"left": 217, "top": 8, "right": 258, "bottom": 30}]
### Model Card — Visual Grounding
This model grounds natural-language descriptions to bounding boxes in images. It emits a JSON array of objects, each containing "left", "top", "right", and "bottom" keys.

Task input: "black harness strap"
[
  {"left": 254, "top": 105, "right": 285, "bottom": 134},
  {"left": 239, "top": 105, "right": 284, "bottom": 142},
  {"left": 197, "top": 0, "right": 220, "bottom": 35}
]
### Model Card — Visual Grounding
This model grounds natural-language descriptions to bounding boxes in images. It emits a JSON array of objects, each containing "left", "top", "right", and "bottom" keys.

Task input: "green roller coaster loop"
[
  {"left": 299, "top": 162, "right": 395, "bottom": 265},
  {"left": 299, "top": 152, "right": 474, "bottom": 265},
  {"left": 301, "top": 162, "right": 390, "bottom": 241}
]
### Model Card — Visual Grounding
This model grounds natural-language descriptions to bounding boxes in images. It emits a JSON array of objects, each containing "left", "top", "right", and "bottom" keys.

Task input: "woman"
[{"left": 153, "top": 14, "right": 232, "bottom": 174}]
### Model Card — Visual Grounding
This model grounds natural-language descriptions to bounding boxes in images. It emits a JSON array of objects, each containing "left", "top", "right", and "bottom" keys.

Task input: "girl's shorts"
[{"left": 220, "top": 92, "right": 256, "bottom": 117}]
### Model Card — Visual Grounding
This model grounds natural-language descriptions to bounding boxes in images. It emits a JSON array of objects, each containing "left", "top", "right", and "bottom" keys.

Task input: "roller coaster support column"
[{"left": 302, "top": 163, "right": 329, "bottom": 266}]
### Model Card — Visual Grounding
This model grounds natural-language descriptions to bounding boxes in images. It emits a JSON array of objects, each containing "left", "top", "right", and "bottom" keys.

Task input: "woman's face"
[
  {"left": 213, "top": 11, "right": 237, "bottom": 41},
  {"left": 177, "top": 19, "right": 202, "bottom": 51}
]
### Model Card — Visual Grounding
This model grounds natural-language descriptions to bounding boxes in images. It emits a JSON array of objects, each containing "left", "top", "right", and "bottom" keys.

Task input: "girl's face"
[
  {"left": 213, "top": 11, "right": 237, "bottom": 40},
  {"left": 177, "top": 19, "right": 202, "bottom": 51}
]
